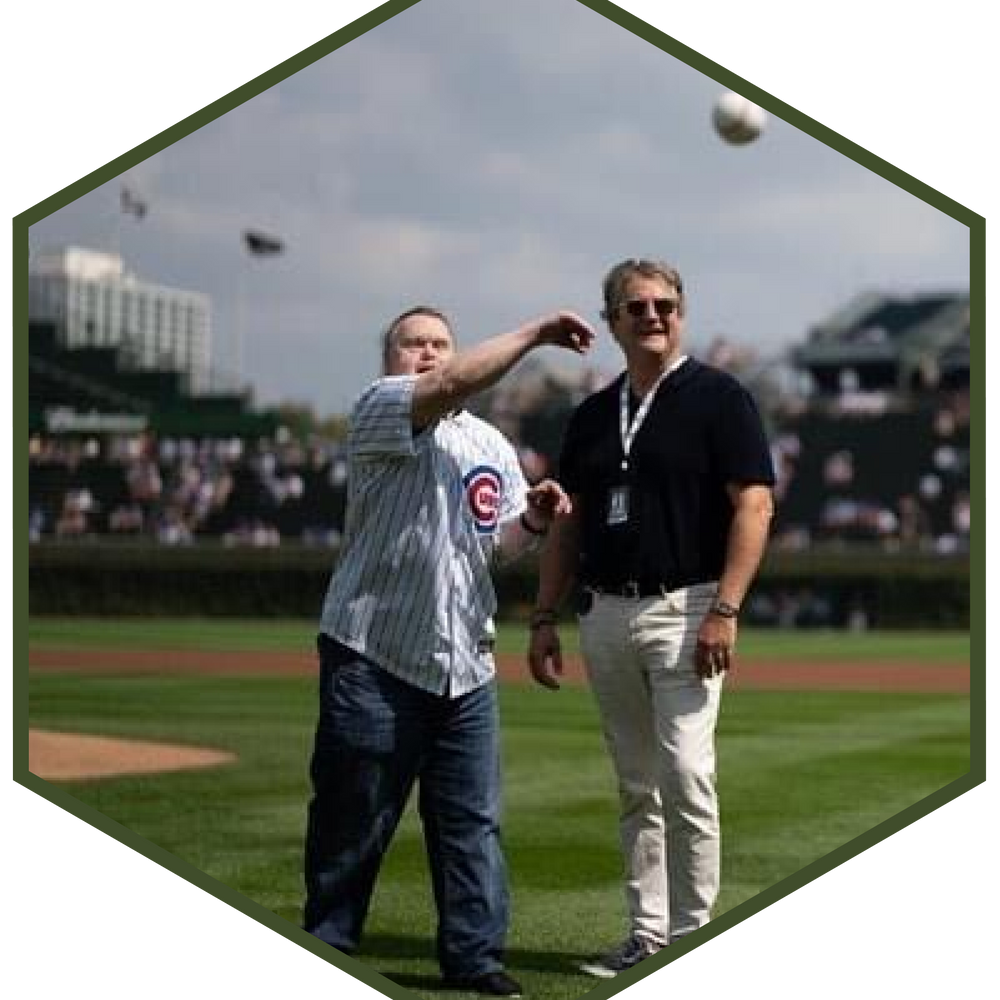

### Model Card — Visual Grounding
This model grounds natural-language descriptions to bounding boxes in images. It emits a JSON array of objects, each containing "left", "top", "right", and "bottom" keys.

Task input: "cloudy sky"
[{"left": 27, "top": 0, "right": 970, "bottom": 417}]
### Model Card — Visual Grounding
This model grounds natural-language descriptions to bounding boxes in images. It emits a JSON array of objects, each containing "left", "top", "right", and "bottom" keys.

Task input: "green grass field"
[
  {"left": 27, "top": 619, "right": 971, "bottom": 999},
  {"left": 27, "top": 616, "right": 971, "bottom": 663}
]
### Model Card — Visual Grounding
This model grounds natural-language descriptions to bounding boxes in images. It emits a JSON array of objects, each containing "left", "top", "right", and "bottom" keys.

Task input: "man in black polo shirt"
[{"left": 528, "top": 258, "right": 775, "bottom": 977}]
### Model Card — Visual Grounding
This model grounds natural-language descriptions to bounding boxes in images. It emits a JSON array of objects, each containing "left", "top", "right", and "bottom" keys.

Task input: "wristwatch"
[{"left": 709, "top": 599, "right": 740, "bottom": 619}]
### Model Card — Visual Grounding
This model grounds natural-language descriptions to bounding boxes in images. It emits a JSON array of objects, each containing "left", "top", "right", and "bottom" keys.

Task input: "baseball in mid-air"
[{"left": 712, "top": 92, "right": 767, "bottom": 146}]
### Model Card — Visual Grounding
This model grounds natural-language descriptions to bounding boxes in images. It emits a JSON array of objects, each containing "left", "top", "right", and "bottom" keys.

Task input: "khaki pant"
[{"left": 578, "top": 583, "right": 723, "bottom": 946}]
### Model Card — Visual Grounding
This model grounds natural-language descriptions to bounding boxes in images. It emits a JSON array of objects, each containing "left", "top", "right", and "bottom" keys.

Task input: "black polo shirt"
[{"left": 559, "top": 358, "right": 775, "bottom": 590}]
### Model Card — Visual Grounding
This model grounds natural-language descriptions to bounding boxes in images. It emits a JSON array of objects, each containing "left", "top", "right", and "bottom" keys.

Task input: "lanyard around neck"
[{"left": 618, "top": 356, "right": 686, "bottom": 472}]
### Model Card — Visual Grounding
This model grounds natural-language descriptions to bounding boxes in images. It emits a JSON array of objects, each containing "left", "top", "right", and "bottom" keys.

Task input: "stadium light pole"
[
  {"left": 234, "top": 259, "right": 246, "bottom": 392},
  {"left": 116, "top": 183, "right": 147, "bottom": 264},
  {"left": 237, "top": 229, "right": 285, "bottom": 394}
]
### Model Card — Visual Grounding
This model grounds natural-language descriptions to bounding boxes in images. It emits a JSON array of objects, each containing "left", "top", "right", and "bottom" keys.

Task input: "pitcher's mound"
[{"left": 29, "top": 729, "right": 237, "bottom": 782}]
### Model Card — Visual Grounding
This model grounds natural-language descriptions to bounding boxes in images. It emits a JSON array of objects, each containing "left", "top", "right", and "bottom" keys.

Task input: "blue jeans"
[{"left": 303, "top": 635, "right": 509, "bottom": 977}]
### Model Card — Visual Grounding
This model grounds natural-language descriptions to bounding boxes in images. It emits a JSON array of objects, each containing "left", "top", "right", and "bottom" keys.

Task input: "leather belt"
[{"left": 587, "top": 581, "right": 676, "bottom": 598}]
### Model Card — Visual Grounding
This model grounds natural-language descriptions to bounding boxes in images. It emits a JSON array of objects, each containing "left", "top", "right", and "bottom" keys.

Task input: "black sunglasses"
[{"left": 616, "top": 298, "right": 679, "bottom": 320}]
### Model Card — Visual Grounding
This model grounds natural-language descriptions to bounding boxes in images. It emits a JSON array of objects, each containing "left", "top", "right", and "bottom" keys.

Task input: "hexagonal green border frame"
[{"left": 12, "top": 1, "right": 984, "bottom": 998}]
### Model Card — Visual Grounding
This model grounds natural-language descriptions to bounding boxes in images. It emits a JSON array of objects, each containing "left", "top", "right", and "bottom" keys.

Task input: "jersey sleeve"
[
  {"left": 711, "top": 383, "right": 777, "bottom": 486},
  {"left": 349, "top": 376, "right": 418, "bottom": 459},
  {"left": 556, "top": 407, "right": 585, "bottom": 496},
  {"left": 497, "top": 439, "right": 529, "bottom": 524}
]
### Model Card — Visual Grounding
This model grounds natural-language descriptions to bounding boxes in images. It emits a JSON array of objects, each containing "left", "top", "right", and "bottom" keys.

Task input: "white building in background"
[{"left": 28, "top": 246, "right": 212, "bottom": 392}]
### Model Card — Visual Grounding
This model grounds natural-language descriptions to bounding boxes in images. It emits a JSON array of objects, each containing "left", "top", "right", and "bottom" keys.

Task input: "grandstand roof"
[{"left": 792, "top": 291, "right": 969, "bottom": 388}]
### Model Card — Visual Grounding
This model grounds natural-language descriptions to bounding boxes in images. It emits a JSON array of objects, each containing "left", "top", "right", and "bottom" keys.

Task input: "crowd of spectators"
[
  {"left": 28, "top": 337, "right": 971, "bottom": 557},
  {"left": 766, "top": 393, "right": 970, "bottom": 556},
  {"left": 29, "top": 431, "right": 348, "bottom": 547}
]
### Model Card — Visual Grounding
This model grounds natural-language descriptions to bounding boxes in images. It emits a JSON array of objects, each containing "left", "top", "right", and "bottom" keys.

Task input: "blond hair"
[{"left": 601, "top": 259, "right": 685, "bottom": 318}]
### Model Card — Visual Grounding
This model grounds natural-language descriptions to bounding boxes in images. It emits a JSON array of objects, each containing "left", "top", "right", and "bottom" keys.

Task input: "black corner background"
[
  {"left": 19, "top": 789, "right": 989, "bottom": 990},
  {"left": 18, "top": 9, "right": 372, "bottom": 212},
  {"left": 637, "top": 5, "right": 992, "bottom": 214},
  {"left": 16, "top": 789, "right": 328, "bottom": 992},
  {"left": 13, "top": 10, "right": 993, "bottom": 213},
  {"left": 17, "top": 4, "right": 992, "bottom": 991}
]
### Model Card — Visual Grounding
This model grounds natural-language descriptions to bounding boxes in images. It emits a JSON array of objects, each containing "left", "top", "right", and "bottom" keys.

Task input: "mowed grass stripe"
[
  {"left": 719, "top": 698, "right": 970, "bottom": 771},
  {"left": 28, "top": 616, "right": 970, "bottom": 665},
  {"left": 28, "top": 616, "right": 317, "bottom": 651},
  {"left": 26, "top": 650, "right": 970, "bottom": 999}
]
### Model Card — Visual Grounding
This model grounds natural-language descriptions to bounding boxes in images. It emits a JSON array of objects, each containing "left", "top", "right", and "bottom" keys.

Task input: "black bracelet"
[
  {"left": 519, "top": 512, "right": 547, "bottom": 537},
  {"left": 529, "top": 608, "right": 558, "bottom": 629}
]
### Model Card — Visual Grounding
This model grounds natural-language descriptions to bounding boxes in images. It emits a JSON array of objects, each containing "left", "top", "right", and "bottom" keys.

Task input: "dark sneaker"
[
  {"left": 579, "top": 938, "right": 657, "bottom": 978},
  {"left": 442, "top": 970, "right": 524, "bottom": 996}
]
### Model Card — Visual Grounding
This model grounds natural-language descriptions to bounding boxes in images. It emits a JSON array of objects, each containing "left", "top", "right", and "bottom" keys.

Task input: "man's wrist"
[
  {"left": 529, "top": 608, "right": 558, "bottom": 629},
  {"left": 709, "top": 598, "right": 740, "bottom": 619},
  {"left": 520, "top": 512, "right": 548, "bottom": 537}
]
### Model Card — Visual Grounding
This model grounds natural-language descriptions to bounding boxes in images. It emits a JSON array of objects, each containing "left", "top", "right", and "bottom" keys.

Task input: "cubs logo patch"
[{"left": 463, "top": 465, "right": 502, "bottom": 534}]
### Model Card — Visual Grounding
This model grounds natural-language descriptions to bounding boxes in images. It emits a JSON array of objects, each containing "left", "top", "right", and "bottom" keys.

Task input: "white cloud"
[{"left": 26, "top": 0, "right": 970, "bottom": 414}]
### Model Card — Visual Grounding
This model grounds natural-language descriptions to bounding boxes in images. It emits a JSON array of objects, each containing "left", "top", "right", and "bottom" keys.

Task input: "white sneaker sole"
[{"left": 578, "top": 960, "right": 621, "bottom": 978}]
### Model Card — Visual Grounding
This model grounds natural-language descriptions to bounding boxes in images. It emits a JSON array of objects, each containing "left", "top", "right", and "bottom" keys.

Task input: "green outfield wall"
[{"left": 27, "top": 542, "right": 968, "bottom": 629}]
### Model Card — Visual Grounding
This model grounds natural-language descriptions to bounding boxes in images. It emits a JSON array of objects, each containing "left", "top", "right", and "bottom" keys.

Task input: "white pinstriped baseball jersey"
[{"left": 319, "top": 375, "right": 528, "bottom": 697}]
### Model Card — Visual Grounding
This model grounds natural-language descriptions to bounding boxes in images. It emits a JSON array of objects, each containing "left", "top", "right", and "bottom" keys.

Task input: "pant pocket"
[{"left": 574, "top": 586, "right": 595, "bottom": 617}]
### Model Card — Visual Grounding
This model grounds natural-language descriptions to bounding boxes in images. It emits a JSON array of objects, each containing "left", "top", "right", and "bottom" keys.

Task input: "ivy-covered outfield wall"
[{"left": 29, "top": 542, "right": 969, "bottom": 629}]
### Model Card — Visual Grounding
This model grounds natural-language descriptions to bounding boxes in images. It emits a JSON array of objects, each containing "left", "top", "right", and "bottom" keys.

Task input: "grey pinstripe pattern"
[{"left": 319, "top": 375, "right": 528, "bottom": 696}]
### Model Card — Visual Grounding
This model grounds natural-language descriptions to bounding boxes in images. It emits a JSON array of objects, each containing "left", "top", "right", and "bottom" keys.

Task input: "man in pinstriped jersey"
[{"left": 304, "top": 305, "right": 594, "bottom": 997}]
